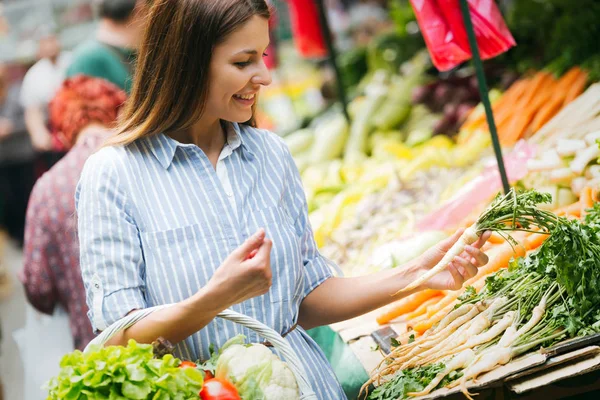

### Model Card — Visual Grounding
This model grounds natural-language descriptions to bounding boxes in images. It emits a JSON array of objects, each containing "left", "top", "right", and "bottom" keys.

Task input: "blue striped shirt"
[{"left": 75, "top": 122, "right": 346, "bottom": 399}]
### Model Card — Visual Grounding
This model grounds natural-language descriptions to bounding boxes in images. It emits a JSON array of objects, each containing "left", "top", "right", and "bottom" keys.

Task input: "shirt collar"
[{"left": 146, "top": 121, "right": 253, "bottom": 169}]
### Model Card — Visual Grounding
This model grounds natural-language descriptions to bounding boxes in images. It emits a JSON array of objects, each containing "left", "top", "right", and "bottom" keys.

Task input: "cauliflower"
[{"left": 215, "top": 336, "right": 300, "bottom": 400}]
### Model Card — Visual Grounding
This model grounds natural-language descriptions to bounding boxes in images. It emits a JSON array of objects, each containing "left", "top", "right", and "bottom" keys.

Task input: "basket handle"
[{"left": 84, "top": 305, "right": 317, "bottom": 399}]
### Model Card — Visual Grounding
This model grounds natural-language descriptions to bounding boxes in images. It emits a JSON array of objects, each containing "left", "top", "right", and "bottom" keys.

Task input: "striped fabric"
[{"left": 76, "top": 122, "right": 347, "bottom": 399}]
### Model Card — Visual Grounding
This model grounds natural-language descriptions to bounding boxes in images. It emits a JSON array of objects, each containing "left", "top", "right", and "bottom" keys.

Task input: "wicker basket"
[{"left": 85, "top": 305, "right": 317, "bottom": 399}]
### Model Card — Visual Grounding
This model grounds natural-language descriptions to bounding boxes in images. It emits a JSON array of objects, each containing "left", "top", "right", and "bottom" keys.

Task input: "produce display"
[
  {"left": 363, "top": 193, "right": 600, "bottom": 400},
  {"left": 41, "top": 3, "right": 600, "bottom": 399}
]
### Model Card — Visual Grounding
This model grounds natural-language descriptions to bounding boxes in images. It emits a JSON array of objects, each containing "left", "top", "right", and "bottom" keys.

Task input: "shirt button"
[{"left": 226, "top": 191, "right": 233, "bottom": 197}]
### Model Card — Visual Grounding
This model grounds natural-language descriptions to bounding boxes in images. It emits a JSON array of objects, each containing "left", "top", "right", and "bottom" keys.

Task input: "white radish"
[
  {"left": 389, "top": 304, "right": 485, "bottom": 368},
  {"left": 571, "top": 176, "right": 588, "bottom": 196},
  {"left": 407, "top": 349, "right": 476, "bottom": 397},
  {"left": 556, "top": 139, "right": 587, "bottom": 156},
  {"left": 585, "top": 165, "right": 600, "bottom": 180},
  {"left": 584, "top": 130, "right": 600, "bottom": 145},
  {"left": 414, "top": 299, "right": 508, "bottom": 366},
  {"left": 570, "top": 145, "right": 600, "bottom": 174},
  {"left": 458, "top": 347, "right": 513, "bottom": 399},
  {"left": 498, "top": 325, "right": 518, "bottom": 347},
  {"left": 513, "top": 298, "right": 547, "bottom": 339},
  {"left": 526, "top": 158, "right": 563, "bottom": 172},
  {"left": 397, "top": 226, "right": 480, "bottom": 293},
  {"left": 404, "top": 319, "right": 476, "bottom": 368},
  {"left": 424, "top": 311, "right": 516, "bottom": 364},
  {"left": 387, "top": 304, "right": 476, "bottom": 360},
  {"left": 433, "top": 303, "right": 476, "bottom": 333},
  {"left": 549, "top": 168, "right": 576, "bottom": 183}
]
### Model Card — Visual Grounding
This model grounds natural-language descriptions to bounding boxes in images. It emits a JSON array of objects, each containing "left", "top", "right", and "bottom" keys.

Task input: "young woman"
[{"left": 76, "top": 1, "right": 491, "bottom": 398}]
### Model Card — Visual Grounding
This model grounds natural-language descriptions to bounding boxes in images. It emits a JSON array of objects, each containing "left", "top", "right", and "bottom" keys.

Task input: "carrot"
[
  {"left": 524, "top": 232, "right": 549, "bottom": 251},
  {"left": 461, "top": 78, "right": 530, "bottom": 132},
  {"left": 564, "top": 70, "right": 589, "bottom": 105},
  {"left": 529, "top": 97, "right": 565, "bottom": 134},
  {"left": 580, "top": 186, "right": 595, "bottom": 216},
  {"left": 376, "top": 289, "right": 443, "bottom": 325},
  {"left": 555, "top": 67, "right": 585, "bottom": 91},
  {"left": 502, "top": 75, "right": 558, "bottom": 144},
  {"left": 488, "top": 232, "right": 507, "bottom": 245},
  {"left": 554, "top": 201, "right": 581, "bottom": 217},
  {"left": 405, "top": 296, "right": 445, "bottom": 320}
]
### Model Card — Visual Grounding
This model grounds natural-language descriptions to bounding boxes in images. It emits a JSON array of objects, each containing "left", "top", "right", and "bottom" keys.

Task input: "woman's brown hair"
[{"left": 107, "top": 0, "right": 270, "bottom": 146}]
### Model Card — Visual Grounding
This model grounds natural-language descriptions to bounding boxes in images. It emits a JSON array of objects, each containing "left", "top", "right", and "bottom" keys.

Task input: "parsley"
[{"left": 368, "top": 364, "right": 447, "bottom": 400}]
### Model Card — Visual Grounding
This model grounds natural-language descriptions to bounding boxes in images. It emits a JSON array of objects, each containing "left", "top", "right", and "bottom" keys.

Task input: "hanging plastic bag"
[
  {"left": 286, "top": 0, "right": 327, "bottom": 58},
  {"left": 410, "top": 0, "right": 515, "bottom": 71},
  {"left": 13, "top": 305, "right": 74, "bottom": 399}
]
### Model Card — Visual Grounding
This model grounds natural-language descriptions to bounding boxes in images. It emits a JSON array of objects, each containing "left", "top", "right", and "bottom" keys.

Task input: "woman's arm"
[
  {"left": 298, "top": 230, "right": 490, "bottom": 330},
  {"left": 106, "top": 230, "right": 274, "bottom": 347}
]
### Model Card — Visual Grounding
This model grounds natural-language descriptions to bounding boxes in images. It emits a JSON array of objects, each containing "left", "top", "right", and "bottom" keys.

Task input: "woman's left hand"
[{"left": 409, "top": 229, "right": 492, "bottom": 291}]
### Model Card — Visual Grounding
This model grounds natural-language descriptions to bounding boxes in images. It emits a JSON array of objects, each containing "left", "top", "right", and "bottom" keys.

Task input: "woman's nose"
[{"left": 252, "top": 61, "right": 272, "bottom": 86}]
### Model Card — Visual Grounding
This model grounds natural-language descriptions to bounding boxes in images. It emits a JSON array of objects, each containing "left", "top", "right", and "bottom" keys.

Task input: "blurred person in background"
[
  {"left": 20, "top": 75, "right": 127, "bottom": 350},
  {"left": 66, "top": 0, "right": 149, "bottom": 93},
  {"left": 20, "top": 33, "right": 71, "bottom": 165},
  {"left": 0, "top": 64, "right": 36, "bottom": 247}
]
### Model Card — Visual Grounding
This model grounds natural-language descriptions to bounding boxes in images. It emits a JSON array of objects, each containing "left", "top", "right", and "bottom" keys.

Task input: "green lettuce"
[{"left": 46, "top": 339, "right": 203, "bottom": 400}]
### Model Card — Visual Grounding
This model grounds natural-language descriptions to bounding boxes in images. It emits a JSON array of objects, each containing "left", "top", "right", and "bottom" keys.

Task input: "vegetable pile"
[
  {"left": 459, "top": 67, "right": 589, "bottom": 147},
  {"left": 363, "top": 197, "right": 600, "bottom": 400}
]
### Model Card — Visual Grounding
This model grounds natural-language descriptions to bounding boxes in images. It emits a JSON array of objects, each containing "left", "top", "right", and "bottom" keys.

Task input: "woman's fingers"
[
  {"left": 446, "top": 263, "right": 465, "bottom": 290},
  {"left": 453, "top": 256, "right": 478, "bottom": 279},
  {"left": 464, "top": 245, "right": 489, "bottom": 267},
  {"left": 234, "top": 228, "right": 265, "bottom": 259},
  {"left": 473, "top": 230, "right": 492, "bottom": 249}
]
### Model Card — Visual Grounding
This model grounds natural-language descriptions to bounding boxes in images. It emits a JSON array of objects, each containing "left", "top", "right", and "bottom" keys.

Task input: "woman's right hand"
[{"left": 207, "top": 229, "right": 273, "bottom": 308}]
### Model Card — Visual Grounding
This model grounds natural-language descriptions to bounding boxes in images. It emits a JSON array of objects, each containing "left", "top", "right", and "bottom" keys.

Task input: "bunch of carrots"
[
  {"left": 375, "top": 186, "right": 598, "bottom": 339},
  {"left": 459, "top": 67, "right": 589, "bottom": 146}
]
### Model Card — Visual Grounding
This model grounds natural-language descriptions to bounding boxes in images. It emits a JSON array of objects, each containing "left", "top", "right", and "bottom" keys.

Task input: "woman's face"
[{"left": 205, "top": 15, "right": 272, "bottom": 123}]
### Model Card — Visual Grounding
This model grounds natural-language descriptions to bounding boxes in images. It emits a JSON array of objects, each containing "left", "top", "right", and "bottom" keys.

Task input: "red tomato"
[
  {"left": 204, "top": 370, "right": 214, "bottom": 380},
  {"left": 199, "top": 378, "right": 241, "bottom": 400},
  {"left": 179, "top": 361, "right": 197, "bottom": 368}
]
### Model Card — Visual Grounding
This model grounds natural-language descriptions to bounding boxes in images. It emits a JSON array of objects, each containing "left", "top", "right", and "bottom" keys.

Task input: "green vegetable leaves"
[
  {"left": 476, "top": 189, "right": 557, "bottom": 238},
  {"left": 368, "top": 363, "right": 447, "bottom": 400},
  {"left": 46, "top": 340, "right": 203, "bottom": 400}
]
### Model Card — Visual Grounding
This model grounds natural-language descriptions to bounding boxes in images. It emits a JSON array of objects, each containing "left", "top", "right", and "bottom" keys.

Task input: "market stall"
[{"left": 41, "top": 0, "right": 600, "bottom": 399}]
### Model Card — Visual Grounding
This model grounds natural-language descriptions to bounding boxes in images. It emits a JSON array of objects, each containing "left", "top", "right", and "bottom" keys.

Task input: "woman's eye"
[{"left": 235, "top": 60, "right": 252, "bottom": 68}]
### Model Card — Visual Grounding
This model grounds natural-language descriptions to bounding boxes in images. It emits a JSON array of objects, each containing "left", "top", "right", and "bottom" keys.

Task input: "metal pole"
[
  {"left": 459, "top": 0, "right": 511, "bottom": 194},
  {"left": 315, "top": 0, "right": 351, "bottom": 123}
]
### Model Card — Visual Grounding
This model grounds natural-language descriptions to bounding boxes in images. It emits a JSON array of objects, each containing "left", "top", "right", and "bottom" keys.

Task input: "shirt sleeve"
[
  {"left": 280, "top": 142, "right": 335, "bottom": 299},
  {"left": 20, "top": 182, "right": 58, "bottom": 315},
  {"left": 76, "top": 151, "right": 146, "bottom": 332}
]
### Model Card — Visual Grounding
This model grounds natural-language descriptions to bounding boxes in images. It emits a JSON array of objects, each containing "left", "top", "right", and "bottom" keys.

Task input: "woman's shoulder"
[{"left": 80, "top": 144, "right": 133, "bottom": 182}]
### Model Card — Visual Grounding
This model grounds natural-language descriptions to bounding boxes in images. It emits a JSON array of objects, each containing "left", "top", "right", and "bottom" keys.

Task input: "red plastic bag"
[
  {"left": 286, "top": 0, "right": 327, "bottom": 59},
  {"left": 410, "top": 0, "right": 515, "bottom": 71}
]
